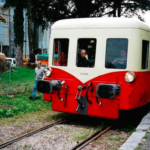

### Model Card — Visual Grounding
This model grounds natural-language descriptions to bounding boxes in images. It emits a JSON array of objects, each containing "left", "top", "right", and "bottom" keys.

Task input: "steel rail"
[
  {"left": 71, "top": 126, "right": 111, "bottom": 150},
  {"left": 0, "top": 120, "right": 66, "bottom": 149}
]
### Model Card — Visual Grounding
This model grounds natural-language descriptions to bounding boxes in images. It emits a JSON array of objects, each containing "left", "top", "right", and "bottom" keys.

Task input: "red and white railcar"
[{"left": 37, "top": 18, "right": 150, "bottom": 119}]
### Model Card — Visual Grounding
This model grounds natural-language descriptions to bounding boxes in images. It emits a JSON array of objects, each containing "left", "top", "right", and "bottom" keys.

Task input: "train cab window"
[
  {"left": 53, "top": 39, "right": 69, "bottom": 66},
  {"left": 105, "top": 39, "right": 128, "bottom": 69},
  {"left": 76, "top": 39, "right": 96, "bottom": 67},
  {"left": 142, "top": 40, "right": 149, "bottom": 69}
]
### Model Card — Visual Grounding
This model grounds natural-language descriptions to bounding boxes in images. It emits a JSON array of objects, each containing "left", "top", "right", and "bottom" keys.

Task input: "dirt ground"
[
  {"left": 0, "top": 109, "right": 135, "bottom": 150},
  {"left": 0, "top": 110, "right": 59, "bottom": 143}
]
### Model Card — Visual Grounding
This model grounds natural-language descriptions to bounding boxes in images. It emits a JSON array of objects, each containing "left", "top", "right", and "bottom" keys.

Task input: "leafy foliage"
[
  {"left": 5, "top": 0, "right": 24, "bottom": 47},
  {"left": 3, "top": 0, "right": 150, "bottom": 63},
  {"left": 4, "top": 0, "right": 150, "bottom": 31},
  {"left": 93, "top": 0, "right": 150, "bottom": 20},
  {"left": 31, "top": 0, "right": 72, "bottom": 29},
  {"left": 72, "top": 0, "right": 150, "bottom": 20},
  {"left": 4, "top": 0, "right": 24, "bottom": 66},
  {"left": 31, "top": 0, "right": 150, "bottom": 29}
]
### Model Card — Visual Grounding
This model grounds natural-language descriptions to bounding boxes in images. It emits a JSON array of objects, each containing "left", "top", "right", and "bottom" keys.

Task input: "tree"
[
  {"left": 32, "top": 0, "right": 150, "bottom": 23},
  {"left": 31, "top": 0, "right": 72, "bottom": 27},
  {"left": 4, "top": 0, "right": 25, "bottom": 66},
  {"left": 71, "top": 0, "right": 95, "bottom": 17},
  {"left": 27, "top": 0, "right": 35, "bottom": 62},
  {"left": 4, "top": 0, "right": 24, "bottom": 67},
  {"left": 4, "top": 0, "right": 37, "bottom": 62},
  {"left": 4, "top": 0, "right": 150, "bottom": 65},
  {"left": 14, "top": 2, "right": 24, "bottom": 67},
  {"left": 90, "top": 0, "right": 150, "bottom": 20}
]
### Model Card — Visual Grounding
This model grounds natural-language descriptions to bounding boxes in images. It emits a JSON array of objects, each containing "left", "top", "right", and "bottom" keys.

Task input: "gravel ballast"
[{"left": 2, "top": 124, "right": 94, "bottom": 150}]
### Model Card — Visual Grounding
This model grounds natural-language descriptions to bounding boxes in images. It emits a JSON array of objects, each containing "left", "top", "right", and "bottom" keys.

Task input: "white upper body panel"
[
  {"left": 49, "top": 18, "right": 150, "bottom": 83},
  {"left": 52, "top": 18, "right": 150, "bottom": 31}
]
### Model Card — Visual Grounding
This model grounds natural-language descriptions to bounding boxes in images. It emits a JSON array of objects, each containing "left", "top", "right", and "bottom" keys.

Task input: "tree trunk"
[
  {"left": 27, "top": 0, "right": 35, "bottom": 62},
  {"left": 113, "top": 1, "right": 117, "bottom": 17},
  {"left": 117, "top": 0, "right": 121, "bottom": 17},
  {"left": 13, "top": 4, "right": 24, "bottom": 67},
  {"left": 16, "top": 45, "right": 23, "bottom": 67}
]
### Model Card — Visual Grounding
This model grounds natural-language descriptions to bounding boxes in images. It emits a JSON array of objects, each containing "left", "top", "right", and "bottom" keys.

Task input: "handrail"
[{"left": 86, "top": 82, "right": 93, "bottom": 105}]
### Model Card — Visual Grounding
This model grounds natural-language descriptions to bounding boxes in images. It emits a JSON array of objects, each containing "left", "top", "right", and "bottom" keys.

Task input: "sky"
[
  {"left": 129, "top": 11, "right": 150, "bottom": 26},
  {"left": 143, "top": 12, "right": 150, "bottom": 25}
]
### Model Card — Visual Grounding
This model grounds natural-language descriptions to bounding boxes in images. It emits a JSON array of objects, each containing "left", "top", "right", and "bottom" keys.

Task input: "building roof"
[
  {"left": 52, "top": 17, "right": 150, "bottom": 31},
  {"left": 37, "top": 54, "right": 48, "bottom": 60}
]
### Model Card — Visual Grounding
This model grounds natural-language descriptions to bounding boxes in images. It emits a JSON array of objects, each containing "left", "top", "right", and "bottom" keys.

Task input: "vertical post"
[
  {"left": 8, "top": 62, "right": 11, "bottom": 95},
  {"left": 9, "top": 8, "right": 11, "bottom": 57},
  {"left": 2, "top": 41, "right": 3, "bottom": 52},
  {"left": 25, "top": 20, "right": 27, "bottom": 58},
  {"left": 1, "top": 41, "right": 2, "bottom": 53},
  {"left": 41, "top": 30, "right": 43, "bottom": 54},
  {"left": 25, "top": 10, "right": 27, "bottom": 58}
]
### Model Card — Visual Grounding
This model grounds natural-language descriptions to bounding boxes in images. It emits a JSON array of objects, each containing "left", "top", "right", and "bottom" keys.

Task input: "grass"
[
  {"left": 96, "top": 122, "right": 105, "bottom": 131},
  {"left": 0, "top": 67, "right": 34, "bottom": 83},
  {"left": 0, "top": 67, "right": 35, "bottom": 94},
  {"left": 108, "top": 135, "right": 125, "bottom": 141},
  {"left": 0, "top": 109, "right": 59, "bottom": 127},
  {"left": 74, "top": 133, "right": 90, "bottom": 140},
  {"left": 0, "top": 67, "right": 51, "bottom": 118},
  {"left": 108, "top": 135, "right": 115, "bottom": 140},
  {"left": 23, "top": 144, "right": 30, "bottom": 149},
  {"left": 143, "top": 135, "right": 148, "bottom": 139},
  {"left": 114, "top": 125, "right": 136, "bottom": 135},
  {"left": 135, "top": 143, "right": 145, "bottom": 150},
  {"left": 0, "top": 92, "right": 51, "bottom": 118}
]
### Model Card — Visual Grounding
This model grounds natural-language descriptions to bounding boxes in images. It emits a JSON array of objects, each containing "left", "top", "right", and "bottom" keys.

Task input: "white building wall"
[
  {"left": 0, "top": 0, "right": 51, "bottom": 57},
  {"left": 0, "top": 0, "right": 9, "bottom": 56}
]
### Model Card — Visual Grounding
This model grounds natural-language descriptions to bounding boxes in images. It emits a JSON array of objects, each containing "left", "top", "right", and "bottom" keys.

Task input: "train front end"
[{"left": 37, "top": 18, "right": 150, "bottom": 119}]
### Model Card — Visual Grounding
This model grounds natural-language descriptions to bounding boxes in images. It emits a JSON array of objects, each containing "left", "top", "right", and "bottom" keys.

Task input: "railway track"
[
  {"left": 71, "top": 126, "right": 112, "bottom": 150},
  {"left": 0, "top": 119, "right": 111, "bottom": 150},
  {"left": 0, "top": 120, "right": 66, "bottom": 149}
]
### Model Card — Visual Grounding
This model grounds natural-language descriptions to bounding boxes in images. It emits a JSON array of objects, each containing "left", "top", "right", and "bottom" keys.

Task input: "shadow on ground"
[{"left": 51, "top": 103, "right": 150, "bottom": 131}]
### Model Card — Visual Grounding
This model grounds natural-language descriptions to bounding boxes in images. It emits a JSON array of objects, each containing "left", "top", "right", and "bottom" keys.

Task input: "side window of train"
[
  {"left": 76, "top": 39, "right": 96, "bottom": 68},
  {"left": 53, "top": 39, "right": 69, "bottom": 66},
  {"left": 105, "top": 39, "right": 128, "bottom": 69},
  {"left": 142, "top": 40, "right": 149, "bottom": 69}
]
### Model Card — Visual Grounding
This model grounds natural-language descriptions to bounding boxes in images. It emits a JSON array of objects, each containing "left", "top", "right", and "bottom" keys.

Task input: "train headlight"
[
  {"left": 44, "top": 68, "right": 52, "bottom": 77},
  {"left": 125, "top": 72, "right": 136, "bottom": 83}
]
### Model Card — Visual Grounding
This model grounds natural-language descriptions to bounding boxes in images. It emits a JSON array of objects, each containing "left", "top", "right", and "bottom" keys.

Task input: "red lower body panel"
[
  {"left": 88, "top": 98, "right": 119, "bottom": 119},
  {"left": 43, "top": 68, "right": 150, "bottom": 119},
  {"left": 51, "top": 94, "right": 119, "bottom": 119}
]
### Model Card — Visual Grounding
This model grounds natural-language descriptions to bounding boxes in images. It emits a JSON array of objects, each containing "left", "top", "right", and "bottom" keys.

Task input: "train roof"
[{"left": 52, "top": 18, "right": 150, "bottom": 31}]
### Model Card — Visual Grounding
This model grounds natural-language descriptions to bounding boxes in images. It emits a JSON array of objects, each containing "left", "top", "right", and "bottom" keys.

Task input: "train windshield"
[
  {"left": 53, "top": 39, "right": 69, "bottom": 66},
  {"left": 105, "top": 39, "right": 128, "bottom": 69},
  {"left": 76, "top": 39, "right": 96, "bottom": 68}
]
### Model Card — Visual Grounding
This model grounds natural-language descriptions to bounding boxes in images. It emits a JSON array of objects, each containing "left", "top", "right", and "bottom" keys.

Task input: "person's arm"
[
  {"left": 85, "top": 54, "right": 88, "bottom": 60},
  {"left": 58, "top": 56, "right": 62, "bottom": 66},
  {"left": 77, "top": 58, "right": 81, "bottom": 67},
  {"left": 112, "top": 59, "right": 117, "bottom": 64}
]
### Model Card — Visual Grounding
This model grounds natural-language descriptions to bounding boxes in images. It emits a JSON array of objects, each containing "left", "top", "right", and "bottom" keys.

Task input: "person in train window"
[
  {"left": 112, "top": 50, "right": 127, "bottom": 69},
  {"left": 77, "top": 49, "right": 89, "bottom": 67},
  {"left": 58, "top": 51, "right": 67, "bottom": 66}
]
